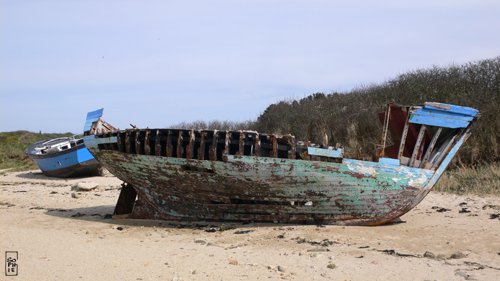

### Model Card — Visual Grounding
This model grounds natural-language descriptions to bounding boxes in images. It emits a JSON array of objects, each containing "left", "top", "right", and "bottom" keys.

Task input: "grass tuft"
[{"left": 436, "top": 164, "right": 500, "bottom": 195}]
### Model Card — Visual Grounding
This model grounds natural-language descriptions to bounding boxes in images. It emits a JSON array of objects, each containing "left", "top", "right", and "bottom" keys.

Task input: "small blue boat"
[
  {"left": 26, "top": 137, "right": 101, "bottom": 178},
  {"left": 26, "top": 109, "right": 109, "bottom": 178}
]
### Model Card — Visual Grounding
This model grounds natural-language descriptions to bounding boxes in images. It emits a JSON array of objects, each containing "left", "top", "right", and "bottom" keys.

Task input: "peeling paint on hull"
[{"left": 89, "top": 149, "right": 434, "bottom": 225}]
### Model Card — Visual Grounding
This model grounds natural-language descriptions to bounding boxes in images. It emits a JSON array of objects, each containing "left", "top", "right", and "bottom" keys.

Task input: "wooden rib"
[
  {"left": 144, "top": 130, "right": 151, "bottom": 155},
  {"left": 176, "top": 130, "right": 183, "bottom": 158},
  {"left": 409, "top": 125, "right": 426, "bottom": 167},
  {"left": 125, "top": 131, "right": 131, "bottom": 154},
  {"left": 254, "top": 133, "right": 260, "bottom": 157},
  {"left": 155, "top": 129, "right": 161, "bottom": 156},
  {"left": 166, "top": 130, "right": 173, "bottom": 157},
  {"left": 237, "top": 131, "right": 244, "bottom": 156},
  {"left": 135, "top": 131, "right": 141, "bottom": 154},
  {"left": 380, "top": 104, "right": 391, "bottom": 157},
  {"left": 398, "top": 116, "right": 410, "bottom": 160},
  {"left": 272, "top": 135, "right": 278, "bottom": 158},
  {"left": 223, "top": 131, "right": 230, "bottom": 156},
  {"left": 432, "top": 132, "right": 459, "bottom": 167},
  {"left": 288, "top": 135, "right": 296, "bottom": 159},
  {"left": 186, "top": 129, "right": 194, "bottom": 159},
  {"left": 419, "top": 127, "right": 442, "bottom": 168},
  {"left": 209, "top": 130, "right": 218, "bottom": 161},
  {"left": 198, "top": 131, "right": 206, "bottom": 160},
  {"left": 117, "top": 132, "right": 123, "bottom": 152}
]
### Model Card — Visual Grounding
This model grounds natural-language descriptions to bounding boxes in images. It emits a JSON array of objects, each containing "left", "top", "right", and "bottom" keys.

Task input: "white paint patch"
[
  {"left": 409, "top": 173, "right": 430, "bottom": 187},
  {"left": 347, "top": 162, "right": 377, "bottom": 177}
]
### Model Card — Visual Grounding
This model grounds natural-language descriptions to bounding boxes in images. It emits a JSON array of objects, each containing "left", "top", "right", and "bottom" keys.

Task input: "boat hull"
[
  {"left": 89, "top": 149, "right": 435, "bottom": 225},
  {"left": 29, "top": 145, "right": 101, "bottom": 178},
  {"left": 81, "top": 102, "right": 478, "bottom": 225}
]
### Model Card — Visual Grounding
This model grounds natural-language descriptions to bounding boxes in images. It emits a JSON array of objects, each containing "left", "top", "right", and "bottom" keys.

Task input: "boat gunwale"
[{"left": 27, "top": 143, "right": 86, "bottom": 159}]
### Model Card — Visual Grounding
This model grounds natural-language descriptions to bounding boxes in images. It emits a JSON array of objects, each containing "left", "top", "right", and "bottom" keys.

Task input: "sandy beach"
[{"left": 1, "top": 170, "right": 499, "bottom": 281}]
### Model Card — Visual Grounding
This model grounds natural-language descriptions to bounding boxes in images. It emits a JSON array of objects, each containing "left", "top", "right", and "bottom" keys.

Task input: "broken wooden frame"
[
  {"left": 379, "top": 102, "right": 479, "bottom": 170},
  {"left": 95, "top": 129, "right": 343, "bottom": 163}
]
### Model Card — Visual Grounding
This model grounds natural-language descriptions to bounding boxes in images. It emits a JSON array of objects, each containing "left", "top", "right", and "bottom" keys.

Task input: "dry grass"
[
  {"left": 0, "top": 131, "right": 73, "bottom": 171},
  {"left": 255, "top": 57, "right": 500, "bottom": 165},
  {"left": 436, "top": 163, "right": 500, "bottom": 195}
]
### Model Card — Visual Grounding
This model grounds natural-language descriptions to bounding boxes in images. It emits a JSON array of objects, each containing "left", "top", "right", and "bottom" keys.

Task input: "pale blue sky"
[{"left": 1, "top": 0, "right": 499, "bottom": 133}]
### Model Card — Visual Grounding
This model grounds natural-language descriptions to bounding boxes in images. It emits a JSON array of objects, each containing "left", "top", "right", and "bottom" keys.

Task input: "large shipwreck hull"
[{"left": 83, "top": 102, "right": 478, "bottom": 225}]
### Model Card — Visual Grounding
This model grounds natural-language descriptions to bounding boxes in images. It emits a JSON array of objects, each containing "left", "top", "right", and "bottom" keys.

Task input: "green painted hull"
[{"left": 89, "top": 149, "right": 435, "bottom": 225}]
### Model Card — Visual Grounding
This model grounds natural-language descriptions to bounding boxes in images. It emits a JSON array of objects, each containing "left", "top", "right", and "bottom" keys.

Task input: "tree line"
[
  {"left": 255, "top": 57, "right": 500, "bottom": 165},
  {"left": 174, "top": 56, "right": 499, "bottom": 165}
]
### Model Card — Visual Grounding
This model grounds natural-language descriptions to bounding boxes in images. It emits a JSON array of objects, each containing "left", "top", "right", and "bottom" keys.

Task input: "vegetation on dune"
[
  {"left": 254, "top": 56, "right": 500, "bottom": 166},
  {"left": 171, "top": 120, "right": 255, "bottom": 131},
  {"left": 0, "top": 131, "right": 73, "bottom": 172},
  {"left": 177, "top": 57, "right": 499, "bottom": 167},
  {"left": 436, "top": 164, "right": 500, "bottom": 195}
]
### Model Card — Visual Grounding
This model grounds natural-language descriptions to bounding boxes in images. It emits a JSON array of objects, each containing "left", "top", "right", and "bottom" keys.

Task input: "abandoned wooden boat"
[{"left": 82, "top": 102, "right": 479, "bottom": 225}]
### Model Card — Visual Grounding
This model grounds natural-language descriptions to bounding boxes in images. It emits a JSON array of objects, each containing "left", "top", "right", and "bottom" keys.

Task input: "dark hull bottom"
[
  {"left": 113, "top": 184, "right": 426, "bottom": 226},
  {"left": 129, "top": 195, "right": 424, "bottom": 226},
  {"left": 42, "top": 159, "right": 102, "bottom": 178}
]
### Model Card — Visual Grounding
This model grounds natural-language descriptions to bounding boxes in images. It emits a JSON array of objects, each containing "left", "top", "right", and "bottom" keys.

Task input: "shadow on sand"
[
  {"left": 15, "top": 171, "right": 96, "bottom": 182},
  {"left": 44, "top": 204, "right": 406, "bottom": 230},
  {"left": 44, "top": 205, "right": 265, "bottom": 230}
]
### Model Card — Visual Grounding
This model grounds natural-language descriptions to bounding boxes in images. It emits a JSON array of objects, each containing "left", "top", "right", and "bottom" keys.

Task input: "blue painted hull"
[{"left": 28, "top": 143, "right": 101, "bottom": 178}]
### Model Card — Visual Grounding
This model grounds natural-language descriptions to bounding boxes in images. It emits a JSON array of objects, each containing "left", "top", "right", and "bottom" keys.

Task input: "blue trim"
[
  {"left": 307, "top": 147, "right": 343, "bottom": 158},
  {"left": 409, "top": 114, "right": 470, "bottom": 128},
  {"left": 33, "top": 146, "right": 95, "bottom": 172},
  {"left": 83, "top": 108, "right": 104, "bottom": 132},
  {"left": 410, "top": 102, "right": 478, "bottom": 128},
  {"left": 378, "top": 157, "right": 400, "bottom": 166},
  {"left": 424, "top": 102, "right": 479, "bottom": 117},
  {"left": 411, "top": 109, "right": 474, "bottom": 122}
]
